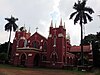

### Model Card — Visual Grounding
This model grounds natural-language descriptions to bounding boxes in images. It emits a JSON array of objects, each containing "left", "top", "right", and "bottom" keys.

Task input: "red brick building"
[{"left": 10, "top": 20, "right": 92, "bottom": 68}]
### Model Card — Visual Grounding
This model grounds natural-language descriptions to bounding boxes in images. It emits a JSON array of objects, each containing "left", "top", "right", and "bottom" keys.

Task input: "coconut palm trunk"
[
  {"left": 7, "top": 29, "right": 11, "bottom": 59},
  {"left": 80, "top": 21, "right": 84, "bottom": 66}
]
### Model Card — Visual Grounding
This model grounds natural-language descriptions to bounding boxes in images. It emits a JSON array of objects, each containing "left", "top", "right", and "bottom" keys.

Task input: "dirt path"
[{"left": 0, "top": 68, "right": 95, "bottom": 75}]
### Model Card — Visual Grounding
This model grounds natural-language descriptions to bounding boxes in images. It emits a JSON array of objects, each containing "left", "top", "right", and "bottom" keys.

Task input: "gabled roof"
[
  {"left": 28, "top": 32, "right": 47, "bottom": 41},
  {"left": 70, "top": 45, "right": 91, "bottom": 53}
]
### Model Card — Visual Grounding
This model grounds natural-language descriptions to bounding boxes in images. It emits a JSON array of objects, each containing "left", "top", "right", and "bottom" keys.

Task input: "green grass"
[{"left": 0, "top": 64, "right": 29, "bottom": 70}]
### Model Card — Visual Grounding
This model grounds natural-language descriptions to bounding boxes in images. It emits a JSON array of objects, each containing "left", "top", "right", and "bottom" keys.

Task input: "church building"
[{"left": 10, "top": 19, "right": 92, "bottom": 68}]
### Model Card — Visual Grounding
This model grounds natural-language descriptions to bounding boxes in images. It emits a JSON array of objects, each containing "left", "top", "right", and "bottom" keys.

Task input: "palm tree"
[
  {"left": 5, "top": 16, "right": 18, "bottom": 59},
  {"left": 69, "top": 0, "right": 94, "bottom": 66}
]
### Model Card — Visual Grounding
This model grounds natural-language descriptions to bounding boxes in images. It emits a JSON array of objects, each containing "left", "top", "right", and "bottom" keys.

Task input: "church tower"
[
  {"left": 11, "top": 26, "right": 31, "bottom": 65},
  {"left": 47, "top": 19, "right": 67, "bottom": 68}
]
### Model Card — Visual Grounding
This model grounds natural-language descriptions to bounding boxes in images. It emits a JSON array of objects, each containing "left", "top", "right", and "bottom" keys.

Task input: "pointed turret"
[
  {"left": 64, "top": 22, "right": 65, "bottom": 29},
  {"left": 59, "top": 18, "right": 63, "bottom": 31},
  {"left": 28, "top": 27, "right": 30, "bottom": 33},
  {"left": 55, "top": 23, "right": 56, "bottom": 28},
  {"left": 60, "top": 18, "right": 62, "bottom": 26},
  {"left": 50, "top": 20, "right": 53, "bottom": 27},
  {"left": 49, "top": 20, "right": 53, "bottom": 34},
  {"left": 59, "top": 18, "right": 63, "bottom": 29},
  {"left": 23, "top": 24, "right": 27, "bottom": 32}
]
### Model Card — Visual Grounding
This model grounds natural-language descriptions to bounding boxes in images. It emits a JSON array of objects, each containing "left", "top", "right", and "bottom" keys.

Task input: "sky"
[{"left": 0, "top": 0, "right": 100, "bottom": 45}]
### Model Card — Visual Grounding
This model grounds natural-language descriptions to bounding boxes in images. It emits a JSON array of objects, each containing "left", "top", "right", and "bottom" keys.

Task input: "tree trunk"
[
  {"left": 7, "top": 30, "right": 11, "bottom": 59},
  {"left": 80, "top": 22, "right": 84, "bottom": 66}
]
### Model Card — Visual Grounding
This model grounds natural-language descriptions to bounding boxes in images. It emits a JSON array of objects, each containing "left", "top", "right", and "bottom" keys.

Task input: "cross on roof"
[{"left": 36, "top": 27, "right": 38, "bottom": 32}]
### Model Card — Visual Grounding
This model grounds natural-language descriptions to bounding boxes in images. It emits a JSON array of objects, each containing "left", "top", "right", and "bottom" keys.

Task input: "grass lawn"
[{"left": 0, "top": 64, "right": 99, "bottom": 75}]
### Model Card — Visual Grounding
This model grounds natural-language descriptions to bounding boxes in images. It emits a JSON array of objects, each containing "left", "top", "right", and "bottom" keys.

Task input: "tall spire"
[
  {"left": 60, "top": 18, "right": 62, "bottom": 26},
  {"left": 55, "top": 23, "right": 56, "bottom": 28},
  {"left": 28, "top": 27, "right": 30, "bottom": 33},
  {"left": 64, "top": 22, "right": 65, "bottom": 28},
  {"left": 50, "top": 20, "right": 53, "bottom": 27}
]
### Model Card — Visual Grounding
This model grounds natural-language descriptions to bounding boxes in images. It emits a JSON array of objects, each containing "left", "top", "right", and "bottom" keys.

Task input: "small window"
[
  {"left": 33, "top": 41, "right": 39, "bottom": 49},
  {"left": 51, "top": 53, "right": 57, "bottom": 62},
  {"left": 42, "top": 55, "right": 47, "bottom": 61},
  {"left": 43, "top": 42, "right": 47, "bottom": 51}
]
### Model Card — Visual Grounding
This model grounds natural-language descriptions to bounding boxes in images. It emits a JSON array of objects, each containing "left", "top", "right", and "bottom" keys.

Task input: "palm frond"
[
  {"left": 69, "top": 0, "right": 94, "bottom": 25},
  {"left": 73, "top": 2, "right": 80, "bottom": 10},
  {"left": 73, "top": 0, "right": 86, "bottom": 11},
  {"left": 85, "top": 13, "right": 93, "bottom": 22},
  {"left": 69, "top": 11, "right": 77, "bottom": 19},
  {"left": 73, "top": 2, "right": 78, "bottom": 10},
  {"left": 84, "top": 7, "right": 94, "bottom": 14},
  {"left": 13, "top": 23, "right": 18, "bottom": 31},
  {"left": 5, "top": 17, "right": 18, "bottom": 32},
  {"left": 5, "top": 23, "right": 12, "bottom": 31},
  {"left": 74, "top": 12, "right": 81, "bottom": 24},
  {"left": 81, "top": 0, "right": 86, "bottom": 8},
  {"left": 83, "top": 13, "right": 87, "bottom": 24}
]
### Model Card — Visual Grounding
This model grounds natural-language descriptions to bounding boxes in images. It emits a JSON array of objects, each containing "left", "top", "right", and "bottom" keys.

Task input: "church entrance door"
[
  {"left": 20, "top": 54, "right": 26, "bottom": 66},
  {"left": 33, "top": 53, "right": 40, "bottom": 67}
]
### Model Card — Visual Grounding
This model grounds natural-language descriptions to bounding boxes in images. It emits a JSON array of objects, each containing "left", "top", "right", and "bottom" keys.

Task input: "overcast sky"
[{"left": 0, "top": 0, "right": 100, "bottom": 45}]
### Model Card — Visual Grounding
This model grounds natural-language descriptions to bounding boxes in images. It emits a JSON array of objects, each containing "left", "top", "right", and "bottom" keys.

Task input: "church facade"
[{"left": 10, "top": 20, "right": 93, "bottom": 68}]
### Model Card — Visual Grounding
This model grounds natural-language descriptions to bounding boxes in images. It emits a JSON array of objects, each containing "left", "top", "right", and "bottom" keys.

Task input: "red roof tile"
[
  {"left": 66, "top": 52, "right": 75, "bottom": 57},
  {"left": 70, "top": 45, "right": 91, "bottom": 52}
]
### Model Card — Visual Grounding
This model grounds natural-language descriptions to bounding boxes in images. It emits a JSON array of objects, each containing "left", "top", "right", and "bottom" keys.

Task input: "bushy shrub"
[{"left": 0, "top": 53, "right": 7, "bottom": 64}]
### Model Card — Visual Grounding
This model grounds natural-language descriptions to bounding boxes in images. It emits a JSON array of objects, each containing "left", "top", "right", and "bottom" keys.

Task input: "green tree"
[
  {"left": 83, "top": 34, "right": 96, "bottom": 45},
  {"left": 69, "top": 0, "right": 94, "bottom": 66},
  {"left": 5, "top": 16, "right": 18, "bottom": 59},
  {"left": 0, "top": 42, "right": 8, "bottom": 53},
  {"left": 0, "top": 53, "right": 7, "bottom": 63}
]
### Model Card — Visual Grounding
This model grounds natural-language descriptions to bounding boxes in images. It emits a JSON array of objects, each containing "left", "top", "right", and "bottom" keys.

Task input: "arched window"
[
  {"left": 63, "top": 56, "right": 65, "bottom": 63},
  {"left": 42, "top": 55, "right": 47, "bottom": 61},
  {"left": 24, "top": 39, "right": 27, "bottom": 47},
  {"left": 67, "top": 57, "right": 69, "bottom": 65},
  {"left": 20, "top": 53, "right": 27, "bottom": 66},
  {"left": 43, "top": 42, "right": 47, "bottom": 51},
  {"left": 51, "top": 53, "right": 58, "bottom": 62},
  {"left": 33, "top": 41, "right": 39, "bottom": 49}
]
